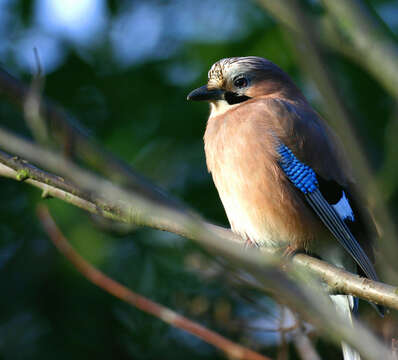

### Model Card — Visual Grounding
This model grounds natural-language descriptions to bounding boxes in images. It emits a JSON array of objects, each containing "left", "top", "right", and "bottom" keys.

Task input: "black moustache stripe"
[{"left": 224, "top": 92, "right": 251, "bottom": 105}]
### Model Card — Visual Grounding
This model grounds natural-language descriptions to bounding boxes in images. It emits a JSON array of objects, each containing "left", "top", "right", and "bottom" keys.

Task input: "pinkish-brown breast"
[{"left": 204, "top": 98, "right": 323, "bottom": 250}]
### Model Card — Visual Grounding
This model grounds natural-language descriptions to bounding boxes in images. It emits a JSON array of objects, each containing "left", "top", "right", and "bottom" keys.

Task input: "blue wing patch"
[
  {"left": 276, "top": 141, "right": 381, "bottom": 284},
  {"left": 277, "top": 143, "right": 318, "bottom": 194}
]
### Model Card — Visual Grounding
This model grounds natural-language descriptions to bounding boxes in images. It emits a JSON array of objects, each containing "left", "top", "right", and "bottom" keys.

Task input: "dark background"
[{"left": 0, "top": 0, "right": 397, "bottom": 359}]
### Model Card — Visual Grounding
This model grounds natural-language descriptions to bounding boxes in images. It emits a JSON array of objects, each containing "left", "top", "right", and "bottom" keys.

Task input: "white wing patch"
[{"left": 333, "top": 191, "right": 355, "bottom": 222}]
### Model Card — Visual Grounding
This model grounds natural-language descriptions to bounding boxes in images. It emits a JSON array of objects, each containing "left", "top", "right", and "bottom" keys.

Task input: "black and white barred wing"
[{"left": 277, "top": 142, "right": 379, "bottom": 282}]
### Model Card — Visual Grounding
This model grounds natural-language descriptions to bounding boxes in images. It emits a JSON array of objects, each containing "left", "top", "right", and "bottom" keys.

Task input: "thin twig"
[
  {"left": 230, "top": 322, "right": 299, "bottom": 334},
  {"left": 0, "top": 149, "right": 120, "bottom": 220},
  {"left": 321, "top": 0, "right": 398, "bottom": 100},
  {"left": 293, "top": 327, "right": 321, "bottom": 360},
  {"left": 392, "top": 338, "right": 398, "bottom": 360},
  {"left": 277, "top": 307, "right": 289, "bottom": 360},
  {"left": 36, "top": 205, "right": 272, "bottom": 360},
  {"left": 0, "top": 66, "right": 185, "bottom": 211},
  {"left": 24, "top": 47, "right": 48, "bottom": 144}
]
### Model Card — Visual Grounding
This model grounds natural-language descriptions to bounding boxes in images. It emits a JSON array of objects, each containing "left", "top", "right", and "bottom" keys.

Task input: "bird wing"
[
  {"left": 259, "top": 97, "right": 379, "bottom": 274},
  {"left": 276, "top": 141, "right": 379, "bottom": 282}
]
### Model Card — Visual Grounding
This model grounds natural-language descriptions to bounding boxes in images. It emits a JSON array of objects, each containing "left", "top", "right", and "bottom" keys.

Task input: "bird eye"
[{"left": 233, "top": 77, "right": 248, "bottom": 88}]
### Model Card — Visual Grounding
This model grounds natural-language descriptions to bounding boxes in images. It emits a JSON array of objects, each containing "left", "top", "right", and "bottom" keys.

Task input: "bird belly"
[
  {"left": 215, "top": 183, "right": 278, "bottom": 247},
  {"left": 210, "top": 161, "right": 316, "bottom": 250},
  {"left": 205, "top": 112, "right": 320, "bottom": 251}
]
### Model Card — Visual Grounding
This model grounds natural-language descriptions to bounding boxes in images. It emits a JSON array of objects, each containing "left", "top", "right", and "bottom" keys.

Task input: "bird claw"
[
  {"left": 282, "top": 245, "right": 298, "bottom": 259},
  {"left": 244, "top": 238, "right": 259, "bottom": 249}
]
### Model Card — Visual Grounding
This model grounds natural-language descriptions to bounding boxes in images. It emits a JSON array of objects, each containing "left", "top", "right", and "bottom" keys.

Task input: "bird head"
[{"left": 187, "top": 56, "right": 300, "bottom": 113}]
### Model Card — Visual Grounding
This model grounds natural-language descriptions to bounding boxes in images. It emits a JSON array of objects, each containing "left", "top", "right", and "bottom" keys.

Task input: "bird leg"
[
  {"left": 243, "top": 237, "right": 259, "bottom": 249},
  {"left": 282, "top": 245, "right": 299, "bottom": 259},
  {"left": 279, "top": 245, "right": 301, "bottom": 272}
]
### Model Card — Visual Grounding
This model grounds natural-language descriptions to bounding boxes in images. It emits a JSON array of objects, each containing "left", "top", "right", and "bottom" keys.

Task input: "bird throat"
[{"left": 209, "top": 100, "right": 239, "bottom": 117}]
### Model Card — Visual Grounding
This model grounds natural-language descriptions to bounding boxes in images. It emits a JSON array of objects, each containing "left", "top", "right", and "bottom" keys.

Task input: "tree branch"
[
  {"left": 0, "top": 140, "right": 397, "bottom": 310},
  {"left": 0, "top": 129, "right": 393, "bottom": 359},
  {"left": 36, "top": 205, "right": 272, "bottom": 360},
  {"left": 293, "top": 323, "right": 321, "bottom": 360}
]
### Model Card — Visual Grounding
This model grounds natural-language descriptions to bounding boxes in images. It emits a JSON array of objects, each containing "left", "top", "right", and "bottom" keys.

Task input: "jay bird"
[{"left": 187, "top": 56, "right": 384, "bottom": 360}]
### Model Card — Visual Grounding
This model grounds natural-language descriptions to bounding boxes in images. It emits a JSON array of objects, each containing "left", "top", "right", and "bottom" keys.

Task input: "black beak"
[{"left": 187, "top": 85, "right": 224, "bottom": 101}]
